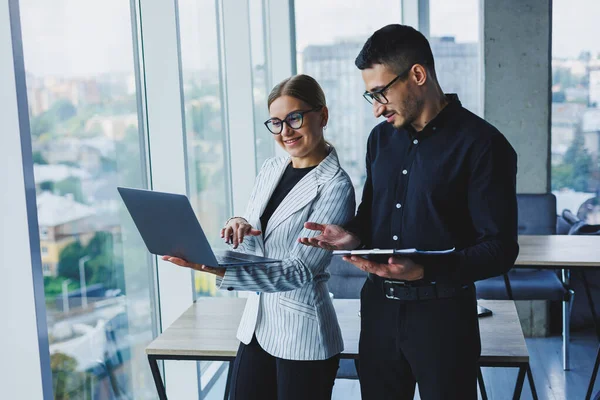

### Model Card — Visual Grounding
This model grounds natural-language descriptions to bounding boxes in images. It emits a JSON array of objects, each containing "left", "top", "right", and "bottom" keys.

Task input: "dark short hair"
[
  {"left": 267, "top": 74, "right": 326, "bottom": 109},
  {"left": 355, "top": 24, "right": 435, "bottom": 77}
]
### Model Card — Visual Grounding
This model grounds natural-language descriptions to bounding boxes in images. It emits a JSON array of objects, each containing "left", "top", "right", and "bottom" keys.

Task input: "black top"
[
  {"left": 260, "top": 163, "right": 316, "bottom": 232},
  {"left": 344, "top": 94, "right": 519, "bottom": 285}
]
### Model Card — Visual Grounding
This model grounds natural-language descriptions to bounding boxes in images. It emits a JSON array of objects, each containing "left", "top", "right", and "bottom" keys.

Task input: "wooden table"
[
  {"left": 147, "top": 298, "right": 531, "bottom": 400},
  {"left": 515, "top": 235, "right": 600, "bottom": 399},
  {"left": 516, "top": 235, "right": 600, "bottom": 268}
]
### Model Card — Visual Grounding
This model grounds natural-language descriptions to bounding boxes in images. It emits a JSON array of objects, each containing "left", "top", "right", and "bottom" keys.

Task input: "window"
[
  {"left": 177, "top": 0, "right": 234, "bottom": 395},
  {"left": 20, "top": 1, "right": 157, "bottom": 398},
  {"left": 178, "top": 0, "right": 232, "bottom": 298},
  {"left": 294, "top": 0, "right": 403, "bottom": 194},
  {"left": 249, "top": 0, "right": 274, "bottom": 170},
  {"left": 551, "top": 0, "right": 600, "bottom": 223},
  {"left": 429, "top": 0, "right": 482, "bottom": 116},
  {"left": 41, "top": 246, "right": 48, "bottom": 256}
]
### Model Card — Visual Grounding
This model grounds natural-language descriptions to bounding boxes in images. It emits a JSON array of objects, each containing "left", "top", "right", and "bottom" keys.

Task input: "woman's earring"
[{"left": 323, "top": 125, "right": 327, "bottom": 130}]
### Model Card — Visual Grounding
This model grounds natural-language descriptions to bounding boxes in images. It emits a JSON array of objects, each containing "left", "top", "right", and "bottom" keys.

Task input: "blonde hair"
[{"left": 268, "top": 74, "right": 326, "bottom": 109}]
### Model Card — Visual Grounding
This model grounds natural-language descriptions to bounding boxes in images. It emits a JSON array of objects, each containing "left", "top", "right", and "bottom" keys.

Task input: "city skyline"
[{"left": 18, "top": 0, "right": 600, "bottom": 77}]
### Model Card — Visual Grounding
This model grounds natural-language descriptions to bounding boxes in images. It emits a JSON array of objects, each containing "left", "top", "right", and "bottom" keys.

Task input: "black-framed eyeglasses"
[
  {"left": 362, "top": 64, "right": 414, "bottom": 105},
  {"left": 264, "top": 106, "right": 322, "bottom": 135}
]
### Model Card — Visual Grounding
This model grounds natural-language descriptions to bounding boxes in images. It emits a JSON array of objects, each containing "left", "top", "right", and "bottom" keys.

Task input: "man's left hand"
[{"left": 343, "top": 255, "right": 424, "bottom": 281}]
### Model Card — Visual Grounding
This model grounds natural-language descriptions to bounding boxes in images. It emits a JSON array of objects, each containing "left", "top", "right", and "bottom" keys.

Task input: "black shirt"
[
  {"left": 261, "top": 163, "right": 316, "bottom": 232},
  {"left": 344, "top": 94, "right": 519, "bottom": 285}
]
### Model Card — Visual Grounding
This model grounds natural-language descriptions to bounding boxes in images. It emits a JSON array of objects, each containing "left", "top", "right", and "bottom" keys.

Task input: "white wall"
[{"left": 0, "top": 0, "right": 52, "bottom": 398}]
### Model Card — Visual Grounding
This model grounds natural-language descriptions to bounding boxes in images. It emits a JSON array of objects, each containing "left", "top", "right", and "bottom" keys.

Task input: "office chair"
[{"left": 475, "top": 193, "right": 574, "bottom": 372}]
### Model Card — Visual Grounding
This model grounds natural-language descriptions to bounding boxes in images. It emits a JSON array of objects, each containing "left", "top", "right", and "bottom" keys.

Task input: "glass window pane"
[
  {"left": 178, "top": 0, "right": 232, "bottom": 298},
  {"left": 294, "top": 0, "right": 402, "bottom": 193},
  {"left": 177, "top": 0, "right": 233, "bottom": 395},
  {"left": 551, "top": 0, "right": 600, "bottom": 223},
  {"left": 429, "top": 0, "right": 482, "bottom": 116},
  {"left": 249, "top": 0, "right": 274, "bottom": 170},
  {"left": 19, "top": 1, "right": 158, "bottom": 398}
]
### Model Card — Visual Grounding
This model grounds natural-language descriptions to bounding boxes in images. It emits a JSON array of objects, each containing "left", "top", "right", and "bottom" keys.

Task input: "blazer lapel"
[
  {"left": 251, "top": 157, "right": 289, "bottom": 252},
  {"left": 263, "top": 173, "right": 319, "bottom": 241},
  {"left": 263, "top": 148, "right": 341, "bottom": 242}
]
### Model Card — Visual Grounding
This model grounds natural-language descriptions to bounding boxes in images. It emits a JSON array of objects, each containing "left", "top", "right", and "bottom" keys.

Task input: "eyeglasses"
[
  {"left": 264, "top": 106, "right": 322, "bottom": 135},
  {"left": 362, "top": 64, "right": 414, "bottom": 105}
]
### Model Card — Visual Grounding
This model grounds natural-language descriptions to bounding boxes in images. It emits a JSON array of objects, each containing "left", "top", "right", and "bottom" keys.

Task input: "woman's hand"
[
  {"left": 162, "top": 256, "right": 225, "bottom": 277},
  {"left": 220, "top": 217, "right": 262, "bottom": 249}
]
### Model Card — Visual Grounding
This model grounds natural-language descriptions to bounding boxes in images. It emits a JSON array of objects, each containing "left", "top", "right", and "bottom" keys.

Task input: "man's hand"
[
  {"left": 297, "top": 222, "right": 361, "bottom": 250},
  {"left": 343, "top": 255, "right": 424, "bottom": 281}
]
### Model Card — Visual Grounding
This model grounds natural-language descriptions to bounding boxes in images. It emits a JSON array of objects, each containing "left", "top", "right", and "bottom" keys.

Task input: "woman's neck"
[{"left": 290, "top": 142, "right": 329, "bottom": 168}]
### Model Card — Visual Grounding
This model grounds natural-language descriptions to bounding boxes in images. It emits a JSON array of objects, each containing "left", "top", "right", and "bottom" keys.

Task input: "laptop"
[{"left": 117, "top": 187, "right": 281, "bottom": 267}]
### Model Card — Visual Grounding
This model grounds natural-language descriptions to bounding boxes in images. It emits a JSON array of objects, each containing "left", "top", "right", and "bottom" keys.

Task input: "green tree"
[
  {"left": 551, "top": 164, "right": 573, "bottom": 191},
  {"left": 57, "top": 241, "right": 86, "bottom": 281},
  {"left": 54, "top": 177, "right": 85, "bottom": 203},
  {"left": 49, "top": 99, "right": 77, "bottom": 122},
  {"left": 43, "top": 276, "right": 79, "bottom": 299},
  {"left": 32, "top": 151, "right": 48, "bottom": 164},
  {"left": 51, "top": 353, "right": 90, "bottom": 400},
  {"left": 85, "top": 231, "right": 125, "bottom": 291},
  {"left": 39, "top": 181, "right": 54, "bottom": 191},
  {"left": 30, "top": 113, "right": 54, "bottom": 137},
  {"left": 563, "top": 134, "right": 592, "bottom": 192}
]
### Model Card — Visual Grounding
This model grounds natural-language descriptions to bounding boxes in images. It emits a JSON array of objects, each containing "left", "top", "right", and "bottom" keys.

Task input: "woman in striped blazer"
[{"left": 164, "top": 74, "right": 355, "bottom": 400}]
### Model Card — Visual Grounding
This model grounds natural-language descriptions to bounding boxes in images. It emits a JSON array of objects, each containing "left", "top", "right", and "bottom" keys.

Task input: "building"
[
  {"left": 37, "top": 192, "right": 96, "bottom": 276},
  {"left": 589, "top": 65, "right": 600, "bottom": 107},
  {"left": 429, "top": 36, "right": 481, "bottom": 116},
  {"left": 551, "top": 102, "right": 587, "bottom": 164}
]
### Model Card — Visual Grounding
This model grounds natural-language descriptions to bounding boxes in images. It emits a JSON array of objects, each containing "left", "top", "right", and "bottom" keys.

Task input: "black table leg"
[
  {"left": 148, "top": 355, "right": 167, "bottom": 400},
  {"left": 223, "top": 360, "right": 234, "bottom": 400},
  {"left": 477, "top": 366, "right": 488, "bottom": 400},
  {"left": 512, "top": 365, "right": 527, "bottom": 400},
  {"left": 587, "top": 345, "right": 600, "bottom": 400},
  {"left": 526, "top": 364, "right": 538, "bottom": 400},
  {"left": 581, "top": 270, "right": 600, "bottom": 341}
]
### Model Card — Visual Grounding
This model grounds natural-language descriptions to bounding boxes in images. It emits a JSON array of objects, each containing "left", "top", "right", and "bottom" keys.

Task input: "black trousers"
[
  {"left": 358, "top": 278, "right": 481, "bottom": 400},
  {"left": 229, "top": 335, "right": 340, "bottom": 400}
]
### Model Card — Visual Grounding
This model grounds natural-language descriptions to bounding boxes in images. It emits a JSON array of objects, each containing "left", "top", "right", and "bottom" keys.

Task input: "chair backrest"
[
  {"left": 327, "top": 256, "right": 367, "bottom": 299},
  {"left": 517, "top": 193, "right": 557, "bottom": 235}
]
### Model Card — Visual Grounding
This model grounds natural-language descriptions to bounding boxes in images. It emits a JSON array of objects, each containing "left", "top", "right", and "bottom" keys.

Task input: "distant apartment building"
[
  {"left": 37, "top": 192, "right": 96, "bottom": 276},
  {"left": 589, "top": 65, "right": 600, "bottom": 107}
]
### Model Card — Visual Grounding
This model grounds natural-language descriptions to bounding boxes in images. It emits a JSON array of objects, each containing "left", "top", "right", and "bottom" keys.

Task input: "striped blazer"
[{"left": 216, "top": 148, "right": 355, "bottom": 360}]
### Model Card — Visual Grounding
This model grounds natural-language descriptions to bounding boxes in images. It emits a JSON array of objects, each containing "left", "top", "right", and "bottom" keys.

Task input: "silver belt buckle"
[{"left": 384, "top": 279, "right": 406, "bottom": 300}]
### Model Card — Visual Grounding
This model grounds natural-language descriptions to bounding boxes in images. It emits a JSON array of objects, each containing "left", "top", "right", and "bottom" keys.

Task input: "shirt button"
[
  {"left": 402, "top": 169, "right": 408, "bottom": 175},
  {"left": 432, "top": 126, "right": 437, "bottom": 131},
  {"left": 413, "top": 139, "right": 418, "bottom": 145},
  {"left": 396, "top": 203, "right": 402, "bottom": 209},
  {"left": 393, "top": 235, "right": 399, "bottom": 240}
]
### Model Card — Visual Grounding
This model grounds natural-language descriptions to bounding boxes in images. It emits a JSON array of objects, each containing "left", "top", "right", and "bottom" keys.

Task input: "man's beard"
[{"left": 393, "top": 93, "right": 423, "bottom": 130}]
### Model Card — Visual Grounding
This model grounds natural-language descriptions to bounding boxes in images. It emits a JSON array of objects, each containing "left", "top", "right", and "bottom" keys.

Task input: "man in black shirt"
[{"left": 299, "top": 24, "right": 518, "bottom": 399}]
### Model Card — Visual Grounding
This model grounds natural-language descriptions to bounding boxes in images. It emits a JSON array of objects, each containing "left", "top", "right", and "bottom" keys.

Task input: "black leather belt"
[{"left": 369, "top": 274, "right": 470, "bottom": 301}]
